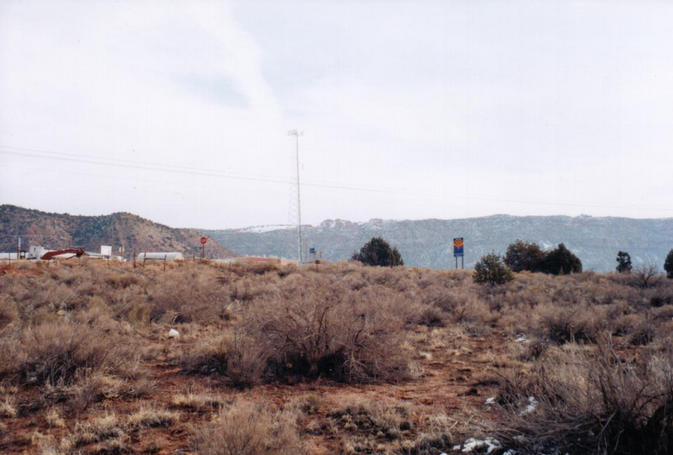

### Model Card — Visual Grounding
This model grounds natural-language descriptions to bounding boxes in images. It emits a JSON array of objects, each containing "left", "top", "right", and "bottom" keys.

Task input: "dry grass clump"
[
  {"left": 399, "top": 414, "right": 456, "bottom": 455},
  {"left": 191, "top": 400, "right": 306, "bottom": 455},
  {"left": 0, "top": 397, "right": 17, "bottom": 418},
  {"left": 126, "top": 406, "right": 180, "bottom": 430},
  {"left": 68, "top": 414, "right": 128, "bottom": 451},
  {"left": 57, "top": 406, "right": 179, "bottom": 453},
  {"left": 494, "top": 340, "right": 673, "bottom": 454},
  {"left": 328, "top": 398, "right": 412, "bottom": 441},
  {"left": 324, "top": 398, "right": 457, "bottom": 455},
  {"left": 170, "top": 389, "right": 223, "bottom": 412}
]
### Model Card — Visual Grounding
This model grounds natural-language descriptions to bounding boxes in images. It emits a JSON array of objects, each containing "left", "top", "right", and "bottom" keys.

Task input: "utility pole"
[{"left": 288, "top": 129, "right": 303, "bottom": 264}]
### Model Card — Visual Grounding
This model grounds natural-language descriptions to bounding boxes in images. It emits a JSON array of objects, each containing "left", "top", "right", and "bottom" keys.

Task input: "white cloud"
[{"left": 1, "top": 0, "right": 673, "bottom": 228}]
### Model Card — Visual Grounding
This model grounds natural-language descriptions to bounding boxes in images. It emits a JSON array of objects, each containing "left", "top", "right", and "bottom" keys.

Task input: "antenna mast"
[{"left": 288, "top": 129, "right": 303, "bottom": 263}]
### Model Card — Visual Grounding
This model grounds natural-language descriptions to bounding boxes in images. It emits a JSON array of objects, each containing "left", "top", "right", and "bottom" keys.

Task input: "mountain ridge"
[
  {"left": 3, "top": 205, "right": 672, "bottom": 271},
  {"left": 207, "top": 214, "right": 673, "bottom": 272}
]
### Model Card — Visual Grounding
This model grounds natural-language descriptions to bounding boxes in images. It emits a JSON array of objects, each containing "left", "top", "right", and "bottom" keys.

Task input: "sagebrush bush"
[
  {"left": 0, "top": 320, "right": 136, "bottom": 387},
  {"left": 535, "top": 303, "right": 608, "bottom": 344},
  {"left": 192, "top": 401, "right": 306, "bottom": 455},
  {"left": 244, "top": 281, "right": 413, "bottom": 383},
  {"left": 495, "top": 340, "right": 673, "bottom": 454}
]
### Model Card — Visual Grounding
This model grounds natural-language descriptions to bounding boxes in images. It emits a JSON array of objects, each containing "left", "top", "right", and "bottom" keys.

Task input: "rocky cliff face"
[{"left": 207, "top": 215, "right": 673, "bottom": 272}]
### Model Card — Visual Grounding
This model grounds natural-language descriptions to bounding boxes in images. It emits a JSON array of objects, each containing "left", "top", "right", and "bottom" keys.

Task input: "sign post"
[
  {"left": 453, "top": 237, "right": 464, "bottom": 269},
  {"left": 200, "top": 236, "right": 207, "bottom": 259}
]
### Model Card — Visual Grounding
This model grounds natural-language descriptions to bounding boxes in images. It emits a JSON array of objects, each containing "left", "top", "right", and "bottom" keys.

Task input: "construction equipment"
[{"left": 41, "top": 248, "right": 86, "bottom": 260}]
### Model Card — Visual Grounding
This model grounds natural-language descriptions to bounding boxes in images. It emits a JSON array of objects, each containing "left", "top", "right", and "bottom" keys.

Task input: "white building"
[{"left": 137, "top": 252, "right": 184, "bottom": 261}]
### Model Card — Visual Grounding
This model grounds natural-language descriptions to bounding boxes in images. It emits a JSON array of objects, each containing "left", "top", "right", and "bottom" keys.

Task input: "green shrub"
[{"left": 473, "top": 253, "right": 513, "bottom": 285}]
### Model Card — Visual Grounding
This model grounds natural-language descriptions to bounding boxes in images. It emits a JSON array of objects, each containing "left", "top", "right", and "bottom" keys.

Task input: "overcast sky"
[{"left": 1, "top": 1, "right": 672, "bottom": 229}]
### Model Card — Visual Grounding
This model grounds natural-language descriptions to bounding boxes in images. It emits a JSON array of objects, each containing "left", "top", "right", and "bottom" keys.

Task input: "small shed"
[{"left": 137, "top": 252, "right": 184, "bottom": 261}]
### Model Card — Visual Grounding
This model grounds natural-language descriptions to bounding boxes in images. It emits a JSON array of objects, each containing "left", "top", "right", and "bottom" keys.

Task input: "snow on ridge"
[{"left": 239, "top": 225, "right": 295, "bottom": 233}]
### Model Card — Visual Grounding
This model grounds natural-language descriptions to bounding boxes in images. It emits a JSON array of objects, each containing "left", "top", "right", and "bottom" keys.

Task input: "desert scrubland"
[{"left": 0, "top": 260, "right": 672, "bottom": 454}]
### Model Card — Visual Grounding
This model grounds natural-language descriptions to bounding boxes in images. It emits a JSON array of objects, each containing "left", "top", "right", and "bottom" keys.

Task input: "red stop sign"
[{"left": 200, "top": 236, "right": 207, "bottom": 245}]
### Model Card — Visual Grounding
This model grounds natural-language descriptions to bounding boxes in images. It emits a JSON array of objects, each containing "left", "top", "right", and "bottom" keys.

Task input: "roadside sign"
[
  {"left": 453, "top": 238, "right": 464, "bottom": 257},
  {"left": 309, "top": 247, "right": 316, "bottom": 255},
  {"left": 200, "top": 236, "right": 207, "bottom": 245},
  {"left": 101, "top": 245, "right": 112, "bottom": 257}
]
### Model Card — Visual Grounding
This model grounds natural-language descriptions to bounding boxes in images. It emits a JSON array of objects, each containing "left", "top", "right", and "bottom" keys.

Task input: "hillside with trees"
[{"left": 0, "top": 205, "right": 235, "bottom": 258}]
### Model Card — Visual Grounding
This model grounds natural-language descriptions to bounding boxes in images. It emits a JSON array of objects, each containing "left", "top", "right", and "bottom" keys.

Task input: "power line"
[
  {"left": 2, "top": 143, "right": 672, "bottom": 213},
  {"left": 0, "top": 144, "right": 395, "bottom": 194}
]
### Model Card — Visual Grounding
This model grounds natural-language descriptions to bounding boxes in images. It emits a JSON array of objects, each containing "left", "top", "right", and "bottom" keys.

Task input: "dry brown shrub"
[
  {"left": 180, "top": 330, "right": 266, "bottom": 387},
  {"left": 103, "top": 272, "right": 139, "bottom": 289},
  {"left": 243, "top": 284, "right": 413, "bottom": 383},
  {"left": 0, "top": 295, "right": 19, "bottom": 329},
  {"left": 534, "top": 302, "right": 609, "bottom": 344},
  {"left": 45, "top": 408, "right": 66, "bottom": 428},
  {"left": 146, "top": 267, "right": 228, "bottom": 323},
  {"left": 0, "top": 317, "right": 142, "bottom": 416},
  {"left": 178, "top": 271, "right": 414, "bottom": 385},
  {"left": 414, "top": 305, "right": 447, "bottom": 327},
  {"left": 192, "top": 400, "right": 306, "bottom": 455},
  {"left": 225, "top": 261, "right": 281, "bottom": 276},
  {"left": 494, "top": 340, "right": 673, "bottom": 454},
  {"left": 10, "top": 321, "right": 136, "bottom": 386}
]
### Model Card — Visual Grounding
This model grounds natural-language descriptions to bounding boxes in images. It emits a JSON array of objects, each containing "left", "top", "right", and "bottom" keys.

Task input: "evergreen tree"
[
  {"left": 540, "top": 243, "right": 582, "bottom": 275},
  {"left": 665, "top": 249, "right": 673, "bottom": 279},
  {"left": 352, "top": 237, "right": 404, "bottom": 267},
  {"left": 616, "top": 251, "right": 632, "bottom": 273},
  {"left": 504, "top": 240, "right": 546, "bottom": 272}
]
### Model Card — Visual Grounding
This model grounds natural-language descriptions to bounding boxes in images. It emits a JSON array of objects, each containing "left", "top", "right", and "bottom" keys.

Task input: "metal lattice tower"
[{"left": 288, "top": 130, "right": 303, "bottom": 263}]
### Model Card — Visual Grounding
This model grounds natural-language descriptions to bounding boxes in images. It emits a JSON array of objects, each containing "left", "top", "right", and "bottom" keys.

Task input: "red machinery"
[{"left": 41, "top": 248, "right": 86, "bottom": 260}]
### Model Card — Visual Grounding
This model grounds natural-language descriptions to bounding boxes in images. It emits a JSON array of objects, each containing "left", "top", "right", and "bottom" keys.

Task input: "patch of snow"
[
  {"left": 520, "top": 396, "right": 538, "bottom": 415},
  {"left": 239, "top": 225, "right": 295, "bottom": 233},
  {"left": 461, "top": 437, "right": 501, "bottom": 453},
  {"left": 515, "top": 334, "right": 530, "bottom": 343},
  {"left": 502, "top": 450, "right": 517, "bottom": 455},
  {"left": 485, "top": 396, "right": 496, "bottom": 405},
  {"left": 168, "top": 328, "right": 180, "bottom": 338}
]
